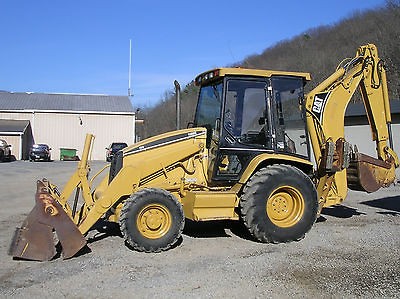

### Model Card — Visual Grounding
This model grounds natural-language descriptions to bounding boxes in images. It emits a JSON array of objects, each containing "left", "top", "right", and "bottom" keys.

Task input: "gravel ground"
[{"left": 0, "top": 160, "right": 399, "bottom": 298}]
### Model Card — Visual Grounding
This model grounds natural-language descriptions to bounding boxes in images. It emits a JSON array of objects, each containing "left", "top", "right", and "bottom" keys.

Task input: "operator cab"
[{"left": 194, "top": 68, "right": 311, "bottom": 182}]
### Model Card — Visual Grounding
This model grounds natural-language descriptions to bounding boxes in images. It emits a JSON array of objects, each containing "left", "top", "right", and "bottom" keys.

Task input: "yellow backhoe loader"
[{"left": 9, "top": 44, "right": 398, "bottom": 261}]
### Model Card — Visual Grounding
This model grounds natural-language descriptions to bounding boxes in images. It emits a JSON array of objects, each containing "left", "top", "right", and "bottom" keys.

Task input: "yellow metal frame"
[
  {"left": 305, "top": 44, "right": 398, "bottom": 207},
  {"left": 48, "top": 128, "right": 211, "bottom": 234},
  {"left": 40, "top": 45, "right": 399, "bottom": 240},
  {"left": 47, "top": 134, "right": 96, "bottom": 220},
  {"left": 196, "top": 67, "right": 311, "bottom": 83},
  {"left": 238, "top": 154, "right": 313, "bottom": 185}
]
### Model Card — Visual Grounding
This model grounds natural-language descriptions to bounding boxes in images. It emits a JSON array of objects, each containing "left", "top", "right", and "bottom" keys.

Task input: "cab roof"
[{"left": 195, "top": 67, "right": 311, "bottom": 86}]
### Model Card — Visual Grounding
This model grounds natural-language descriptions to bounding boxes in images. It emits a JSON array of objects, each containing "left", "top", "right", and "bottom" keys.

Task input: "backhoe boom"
[{"left": 306, "top": 44, "right": 398, "bottom": 208}]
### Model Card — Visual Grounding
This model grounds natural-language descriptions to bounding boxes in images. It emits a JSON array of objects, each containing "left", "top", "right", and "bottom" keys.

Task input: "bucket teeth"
[{"left": 8, "top": 180, "right": 87, "bottom": 261}]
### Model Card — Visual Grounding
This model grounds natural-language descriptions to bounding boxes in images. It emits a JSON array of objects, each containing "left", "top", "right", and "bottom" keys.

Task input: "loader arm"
[
  {"left": 77, "top": 128, "right": 209, "bottom": 234},
  {"left": 306, "top": 44, "right": 399, "bottom": 208}
]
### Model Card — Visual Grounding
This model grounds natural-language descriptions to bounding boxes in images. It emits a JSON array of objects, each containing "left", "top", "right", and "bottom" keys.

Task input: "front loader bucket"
[{"left": 8, "top": 180, "right": 87, "bottom": 261}]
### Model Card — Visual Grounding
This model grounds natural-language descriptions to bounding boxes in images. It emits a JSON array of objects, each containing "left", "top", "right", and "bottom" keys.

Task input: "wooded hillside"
[{"left": 137, "top": 1, "right": 400, "bottom": 139}]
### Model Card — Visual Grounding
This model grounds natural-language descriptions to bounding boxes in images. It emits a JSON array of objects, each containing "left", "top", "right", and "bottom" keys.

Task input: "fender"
[{"left": 238, "top": 153, "right": 313, "bottom": 185}]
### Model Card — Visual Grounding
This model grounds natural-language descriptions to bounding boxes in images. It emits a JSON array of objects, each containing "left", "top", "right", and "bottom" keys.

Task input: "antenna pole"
[{"left": 128, "top": 39, "right": 132, "bottom": 97}]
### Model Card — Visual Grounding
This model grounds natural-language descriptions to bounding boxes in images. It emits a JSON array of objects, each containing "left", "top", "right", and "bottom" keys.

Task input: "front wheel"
[
  {"left": 119, "top": 188, "right": 185, "bottom": 252},
  {"left": 240, "top": 164, "right": 318, "bottom": 243}
]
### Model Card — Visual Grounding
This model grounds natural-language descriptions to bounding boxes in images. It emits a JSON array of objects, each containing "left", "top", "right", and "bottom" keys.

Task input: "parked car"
[
  {"left": 29, "top": 144, "right": 52, "bottom": 162},
  {"left": 0, "top": 139, "right": 12, "bottom": 162},
  {"left": 106, "top": 142, "right": 128, "bottom": 162}
]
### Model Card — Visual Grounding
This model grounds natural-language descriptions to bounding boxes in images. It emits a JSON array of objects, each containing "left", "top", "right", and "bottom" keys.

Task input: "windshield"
[
  {"left": 221, "top": 76, "right": 309, "bottom": 157},
  {"left": 223, "top": 79, "right": 269, "bottom": 147},
  {"left": 112, "top": 143, "right": 128, "bottom": 150},
  {"left": 194, "top": 81, "right": 223, "bottom": 129},
  {"left": 32, "top": 144, "right": 49, "bottom": 150}
]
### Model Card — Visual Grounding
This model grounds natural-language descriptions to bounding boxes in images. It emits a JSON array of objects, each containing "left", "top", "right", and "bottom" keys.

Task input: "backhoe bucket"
[
  {"left": 347, "top": 152, "right": 396, "bottom": 193},
  {"left": 8, "top": 180, "right": 87, "bottom": 261}
]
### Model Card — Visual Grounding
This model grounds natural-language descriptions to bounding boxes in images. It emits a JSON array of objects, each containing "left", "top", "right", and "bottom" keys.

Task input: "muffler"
[{"left": 8, "top": 180, "right": 87, "bottom": 261}]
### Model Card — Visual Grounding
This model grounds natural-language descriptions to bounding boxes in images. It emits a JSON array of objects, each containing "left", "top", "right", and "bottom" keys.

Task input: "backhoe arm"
[{"left": 305, "top": 44, "right": 398, "bottom": 208}]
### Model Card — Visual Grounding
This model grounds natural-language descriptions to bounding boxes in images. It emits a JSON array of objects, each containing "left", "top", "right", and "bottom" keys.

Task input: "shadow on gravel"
[
  {"left": 0, "top": 155, "right": 16, "bottom": 162},
  {"left": 87, "top": 219, "right": 122, "bottom": 244},
  {"left": 183, "top": 219, "right": 253, "bottom": 241},
  {"left": 361, "top": 195, "right": 400, "bottom": 216},
  {"left": 321, "top": 205, "right": 366, "bottom": 218},
  {"left": 52, "top": 242, "right": 92, "bottom": 260}
]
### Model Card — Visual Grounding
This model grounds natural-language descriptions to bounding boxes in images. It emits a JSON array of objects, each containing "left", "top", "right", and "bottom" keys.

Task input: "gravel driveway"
[{"left": 0, "top": 161, "right": 399, "bottom": 298}]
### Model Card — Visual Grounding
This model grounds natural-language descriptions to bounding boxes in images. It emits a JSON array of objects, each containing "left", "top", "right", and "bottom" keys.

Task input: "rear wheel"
[
  {"left": 119, "top": 188, "right": 185, "bottom": 252},
  {"left": 239, "top": 164, "right": 318, "bottom": 243}
]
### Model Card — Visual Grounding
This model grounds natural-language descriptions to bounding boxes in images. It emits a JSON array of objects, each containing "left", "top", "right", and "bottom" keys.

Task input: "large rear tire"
[
  {"left": 119, "top": 188, "right": 185, "bottom": 252},
  {"left": 239, "top": 164, "right": 318, "bottom": 243}
]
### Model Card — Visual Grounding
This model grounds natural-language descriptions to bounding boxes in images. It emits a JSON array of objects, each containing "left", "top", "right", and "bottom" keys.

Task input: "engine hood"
[{"left": 123, "top": 127, "right": 207, "bottom": 157}]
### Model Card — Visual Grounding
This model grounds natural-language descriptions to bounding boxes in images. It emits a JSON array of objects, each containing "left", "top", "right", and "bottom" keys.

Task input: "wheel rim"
[
  {"left": 137, "top": 204, "right": 172, "bottom": 239},
  {"left": 266, "top": 186, "right": 305, "bottom": 228}
]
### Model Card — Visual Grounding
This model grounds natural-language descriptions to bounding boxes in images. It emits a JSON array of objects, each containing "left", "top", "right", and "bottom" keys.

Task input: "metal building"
[
  {"left": 0, "top": 91, "right": 135, "bottom": 160},
  {"left": 344, "top": 101, "right": 400, "bottom": 157}
]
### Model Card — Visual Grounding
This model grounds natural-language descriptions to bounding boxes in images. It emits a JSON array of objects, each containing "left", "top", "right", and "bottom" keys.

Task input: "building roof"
[
  {"left": 0, "top": 119, "right": 30, "bottom": 134},
  {"left": 0, "top": 91, "right": 134, "bottom": 113}
]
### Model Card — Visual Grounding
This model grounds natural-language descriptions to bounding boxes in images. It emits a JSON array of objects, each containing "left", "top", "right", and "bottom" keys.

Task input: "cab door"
[
  {"left": 193, "top": 80, "right": 224, "bottom": 181},
  {"left": 211, "top": 77, "right": 271, "bottom": 182}
]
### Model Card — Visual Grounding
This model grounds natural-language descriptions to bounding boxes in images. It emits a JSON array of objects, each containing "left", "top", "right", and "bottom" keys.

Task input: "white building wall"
[
  {"left": 0, "top": 111, "right": 135, "bottom": 160},
  {"left": 345, "top": 123, "right": 400, "bottom": 178},
  {"left": 33, "top": 112, "right": 135, "bottom": 160},
  {"left": 344, "top": 124, "right": 400, "bottom": 157},
  {"left": 0, "top": 112, "right": 33, "bottom": 121}
]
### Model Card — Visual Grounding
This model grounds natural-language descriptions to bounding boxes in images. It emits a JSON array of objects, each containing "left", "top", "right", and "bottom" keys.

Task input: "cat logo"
[
  {"left": 312, "top": 95, "right": 324, "bottom": 113},
  {"left": 312, "top": 92, "right": 329, "bottom": 120}
]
